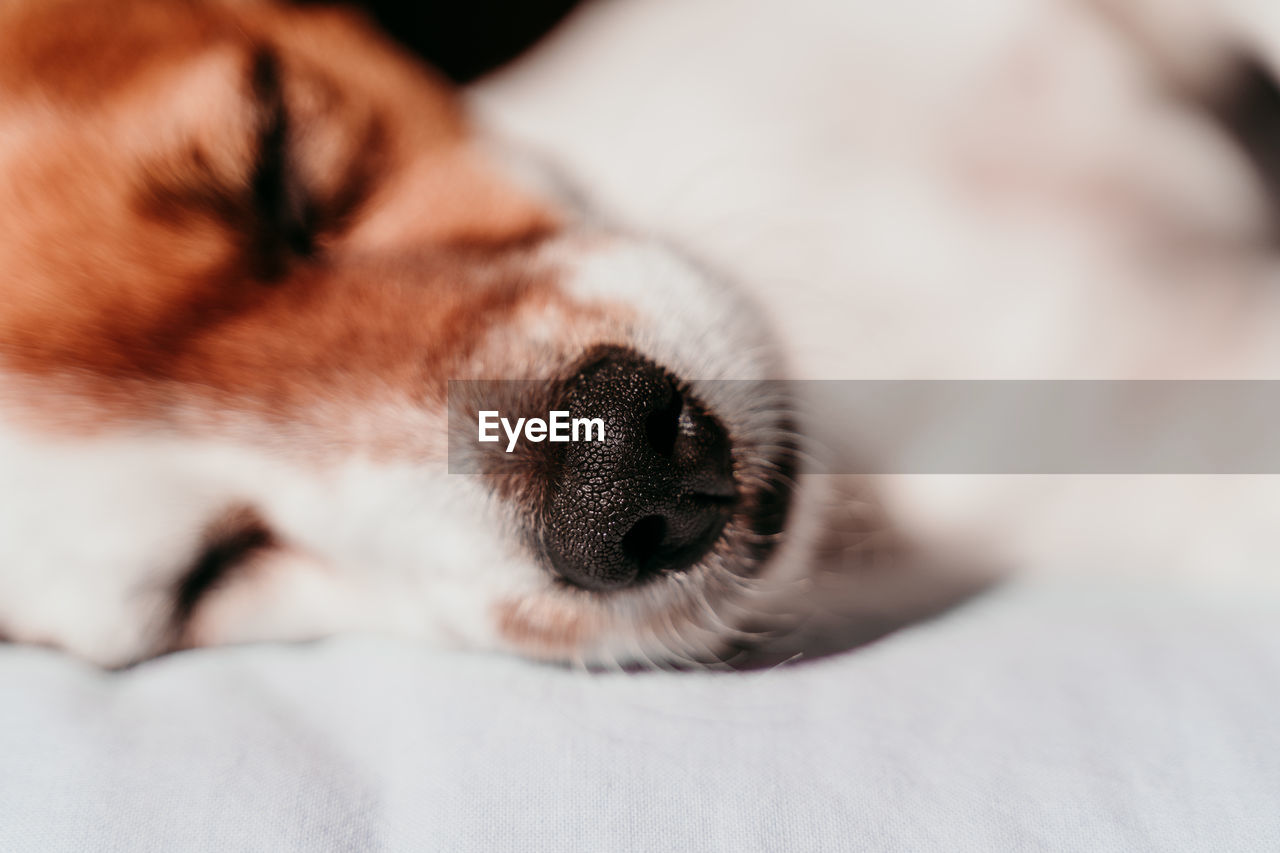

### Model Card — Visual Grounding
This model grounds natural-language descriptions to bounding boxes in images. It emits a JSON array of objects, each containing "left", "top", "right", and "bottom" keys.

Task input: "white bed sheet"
[{"left": 2, "top": 580, "right": 1276, "bottom": 852}]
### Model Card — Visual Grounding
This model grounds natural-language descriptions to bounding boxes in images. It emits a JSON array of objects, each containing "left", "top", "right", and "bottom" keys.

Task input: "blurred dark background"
[{"left": 300, "top": 0, "right": 585, "bottom": 83}]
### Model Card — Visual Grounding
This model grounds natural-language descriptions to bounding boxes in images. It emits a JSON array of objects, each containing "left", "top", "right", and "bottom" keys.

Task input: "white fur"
[{"left": 473, "top": 0, "right": 1280, "bottom": 594}]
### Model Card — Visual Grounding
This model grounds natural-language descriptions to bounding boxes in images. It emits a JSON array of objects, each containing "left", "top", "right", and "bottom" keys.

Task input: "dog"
[
  {"left": 5, "top": 0, "right": 1279, "bottom": 670},
  {"left": 0, "top": 0, "right": 816, "bottom": 668}
]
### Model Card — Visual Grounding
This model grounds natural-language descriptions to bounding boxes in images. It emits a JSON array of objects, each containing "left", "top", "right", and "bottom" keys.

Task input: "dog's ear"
[
  {"left": 1209, "top": 56, "right": 1280, "bottom": 237},
  {"left": 296, "top": 0, "right": 583, "bottom": 83},
  {"left": 1086, "top": 0, "right": 1280, "bottom": 240}
]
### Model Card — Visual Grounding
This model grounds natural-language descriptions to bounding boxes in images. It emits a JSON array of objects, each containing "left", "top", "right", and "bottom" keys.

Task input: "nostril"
[
  {"left": 620, "top": 514, "right": 668, "bottom": 576},
  {"left": 644, "top": 388, "right": 682, "bottom": 458}
]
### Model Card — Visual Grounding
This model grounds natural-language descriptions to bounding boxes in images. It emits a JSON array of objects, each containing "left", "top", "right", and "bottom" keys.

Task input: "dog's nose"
[{"left": 542, "top": 347, "right": 736, "bottom": 591}]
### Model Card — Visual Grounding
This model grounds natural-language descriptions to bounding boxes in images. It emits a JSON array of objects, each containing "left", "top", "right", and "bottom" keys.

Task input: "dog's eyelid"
[{"left": 246, "top": 46, "right": 316, "bottom": 274}]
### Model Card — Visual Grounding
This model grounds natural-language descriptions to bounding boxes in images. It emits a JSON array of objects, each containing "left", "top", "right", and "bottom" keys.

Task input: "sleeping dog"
[
  {"left": 3, "top": 0, "right": 1277, "bottom": 669},
  {"left": 0, "top": 0, "right": 809, "bottom": 667}
]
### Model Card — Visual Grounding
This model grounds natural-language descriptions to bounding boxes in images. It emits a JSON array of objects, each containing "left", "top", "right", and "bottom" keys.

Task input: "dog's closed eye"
[
  {"left": 247, "top": 48, "right": 316, "bottom": 276},
  {"left": 135, "top": 44, "right": 385, "bottom": 283}
]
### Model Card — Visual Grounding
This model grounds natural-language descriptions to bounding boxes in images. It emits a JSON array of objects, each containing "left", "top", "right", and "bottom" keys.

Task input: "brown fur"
[{"left": 0, "top": 0, "right": 562, "bottom": 430}]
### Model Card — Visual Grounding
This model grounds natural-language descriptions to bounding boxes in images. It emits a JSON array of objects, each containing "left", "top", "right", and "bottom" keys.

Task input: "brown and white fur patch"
[{"left": 0, "top": 0, "right": 811, "bottom": 667}]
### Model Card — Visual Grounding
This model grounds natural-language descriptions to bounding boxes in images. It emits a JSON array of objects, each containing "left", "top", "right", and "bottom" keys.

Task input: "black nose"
[{"left": 541, "top": 347, "right": 736, "bottom": 591}]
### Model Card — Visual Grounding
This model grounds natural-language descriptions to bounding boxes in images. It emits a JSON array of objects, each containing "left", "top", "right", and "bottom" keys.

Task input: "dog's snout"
[{"left": 542, "top": 347, "right": 735, "bottom": 591}]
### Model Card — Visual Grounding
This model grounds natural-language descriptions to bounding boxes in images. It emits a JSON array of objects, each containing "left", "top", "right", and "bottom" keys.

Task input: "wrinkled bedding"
[{"left": 2, "top": 580, "right": 1276, "bottom": 852}]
